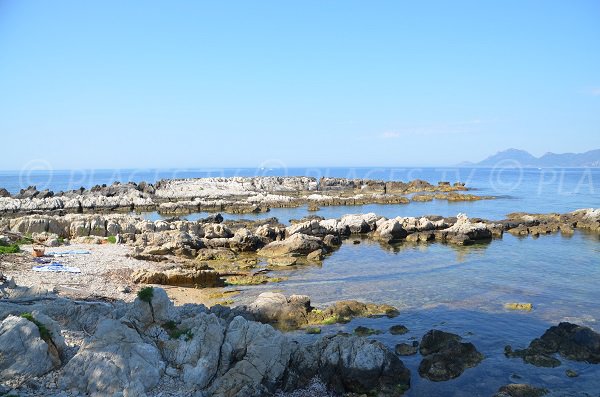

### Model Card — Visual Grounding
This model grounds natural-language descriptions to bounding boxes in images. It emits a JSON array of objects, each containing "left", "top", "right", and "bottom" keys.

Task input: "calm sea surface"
[{"left": 1, "top": 167, "right": 599, "bottom": 396}]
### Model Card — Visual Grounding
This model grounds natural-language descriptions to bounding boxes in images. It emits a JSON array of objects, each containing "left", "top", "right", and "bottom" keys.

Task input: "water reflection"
[{"left": 227, "top": 231, "right": 599, "bottom": 395}]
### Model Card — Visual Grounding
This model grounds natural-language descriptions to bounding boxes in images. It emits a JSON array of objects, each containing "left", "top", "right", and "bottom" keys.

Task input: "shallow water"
[
  {"left": 2, "top": 167, "right": 599, "bottom": 395},
  {"left": 231, "top": 232, "right": 600, "bottom": 396}
]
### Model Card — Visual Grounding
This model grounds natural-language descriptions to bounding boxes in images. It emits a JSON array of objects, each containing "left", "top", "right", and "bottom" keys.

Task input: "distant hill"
[{"left": 460, "top": 148, "right": 600, "bottom": 167}]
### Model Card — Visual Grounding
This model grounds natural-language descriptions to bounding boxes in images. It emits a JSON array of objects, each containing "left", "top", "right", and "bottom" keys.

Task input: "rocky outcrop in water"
[
  {"left": 505, "top": 322, "right": 600, "bottom": 367},
  {"left": 0, "top": 177, "right": 475, "bottom": 215},
  {"left": 504, "top": 208, "right": 600, "bottom": 236},
  {"left": 239, "top": 292, "right": 399, "bottom": 330},
  {"left": 418, "top": 329, "right": 483, "bottom": 381}
]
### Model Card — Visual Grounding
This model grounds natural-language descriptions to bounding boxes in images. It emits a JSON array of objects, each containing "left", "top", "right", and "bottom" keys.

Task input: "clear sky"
[{"left": 1, "top": 0, "right": 599, "bottom": 169}]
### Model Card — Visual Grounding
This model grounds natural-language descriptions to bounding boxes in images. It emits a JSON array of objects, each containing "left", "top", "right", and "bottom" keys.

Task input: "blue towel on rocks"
[{"left": 32, "top": 262, "right": 81, "bottom": 273}]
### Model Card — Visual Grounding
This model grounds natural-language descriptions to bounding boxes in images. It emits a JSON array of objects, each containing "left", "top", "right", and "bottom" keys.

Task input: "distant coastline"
[{"left": 459, "top": 148, "right": 600, "bottom": 167}]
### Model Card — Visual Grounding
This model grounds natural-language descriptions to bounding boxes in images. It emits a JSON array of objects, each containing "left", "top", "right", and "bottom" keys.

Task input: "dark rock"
[
  {"left": 197, "top": 213, "right": 223, "bottom": 224},
  {"left": 395, "top": 342, "right": 418, "bottom": 356},
  {"left": 390, "top": 324, "right": 409, "bottom": 335},
  {"left": 493, "top": 384, "right": 548, "bottom": 397},
  {"left": 354, "top": 326, "right": 382, "bottom": 337},
  {"left": 418, "top": 330, "right": 483, "bottom": 381},
  {"left": 323, "top": 234, "right": 341, "bottom": 248},
  {"left": 17, "top": 186, "right": 39, "bottom": 199},
  {"left": 505, "top": 322, "right": 600, "bottom": 367},
  {"left": 37, "top": 189, "right": 54, "bottom": 199},
  {"left": 0, "top": 188, "right": 11, "bottom": 197},
  {"left": 287, "top": 334, "right": 411, "bottom": 396},
  {"left": 504, "top": 345, "right": 560, "bottom": 368},
  {"left": 419, "top": 330, "right": 461, "bottom": 356}
]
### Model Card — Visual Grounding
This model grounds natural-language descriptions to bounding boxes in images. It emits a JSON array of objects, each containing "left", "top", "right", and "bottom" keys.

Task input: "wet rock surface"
[
  {"left": 418, "top": 330, "right": 484, "bottom": 381},
  {"left": 505, "top": 322, "right": 600, "bottom": 367}
]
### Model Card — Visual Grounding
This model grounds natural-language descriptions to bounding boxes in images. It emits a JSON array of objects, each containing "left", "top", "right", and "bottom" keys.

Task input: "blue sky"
[{"left": 0, "top": 0, "right": 599, "bottom": 169}]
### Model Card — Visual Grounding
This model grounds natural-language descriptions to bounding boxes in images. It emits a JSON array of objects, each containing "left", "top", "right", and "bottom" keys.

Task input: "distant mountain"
[{"left": 461, "top": 148, "right": 600, "bottom": 167}]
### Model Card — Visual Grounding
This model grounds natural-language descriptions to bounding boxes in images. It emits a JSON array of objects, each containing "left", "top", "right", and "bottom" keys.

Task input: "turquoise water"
[
  {"left": 236, "top": 231, "right": 600, "bottom": 396},
  {"left": 1, "top": 167, "right": 599, "bottom": 394}
]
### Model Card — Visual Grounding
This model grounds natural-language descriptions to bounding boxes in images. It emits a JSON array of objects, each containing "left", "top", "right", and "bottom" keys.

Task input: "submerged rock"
[
  {"left": 493, "top": 383, "right": 548, "bottom": 397},
  {"left": 395, "top": 342, "right": 419, "bottom": 356},
  {"left": 390, "top": 324, "right": 409, "bottom": 335},
  {"left": 418, "top": 330, "right": 483, "bottom": 381},
  {"left": 354, "top": 326, "right": 382, "bottom": 336}
]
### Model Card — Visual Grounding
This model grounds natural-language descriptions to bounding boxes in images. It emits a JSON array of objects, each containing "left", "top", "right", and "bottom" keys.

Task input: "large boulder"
[
  {"left": 242, "top": 293, "right": 399, "bottom": 329},
  {"left": 229, "top": 228, "right": 264, "bottom": 252},
  {"left": 287, "top": 334, "right": 411, "bottom": 396},
  {"left": 0, "top": 315, "right": 61, "bottom": 379},
  {"left": 258, "top": 233, "right": 323, "bottom": 258},
  {"left": 125, "top": 287, "right": 177, "bottom": 330},
  {"left": 204, "top": 223, "right": 233, "bottom": 239},
  {"left": 208, "top": 316, "right": 294, "bottom": 397},
  {"left": 160, "top": 312, "right": 226, "bottom": 389},
  {"left": 436, "top": 214, "right": 493, "bottom": 245},
  {"left": 286, "top": 219, "right": 348, "bottom": 237},
  {"left": 244, "top": 292, "right": 311, "bottom": 329},
  {"left": 340, "top": 213, "right": 378, "bottom": 234},
  {"left": 373, "top": 219, "right": 407, "bottom": 243},
  {"left": 418, "top": 329, "right": 483, "bottom": 381},
  {"left": 59, "top": 319, "right": 165, "bottom": 397}
]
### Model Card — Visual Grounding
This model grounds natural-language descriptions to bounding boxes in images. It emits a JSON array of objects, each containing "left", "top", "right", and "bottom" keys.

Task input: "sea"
[{"left": 1, "top": 167, "right": 599, "bottom": 396}]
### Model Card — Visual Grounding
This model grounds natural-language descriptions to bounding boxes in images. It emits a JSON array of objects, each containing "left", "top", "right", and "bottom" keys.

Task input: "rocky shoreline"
[
  {"left": 0, "top": 278, "right": 599, "bottom": 397},
  {"left": 1, "top": 208, "right": 598, "bottom": 287},
  {"left": 0, "top": 176, "right": 489, "bottom": 216},
  {"left": 1, "top": 176, "right": 599, "bottom": 396}
]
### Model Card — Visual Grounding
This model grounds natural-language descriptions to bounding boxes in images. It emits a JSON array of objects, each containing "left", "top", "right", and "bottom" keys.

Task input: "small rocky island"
[
  {"left": 0, "top": 177, "right": 599, "bottom": 396},
  {"left": 0, "top": 176, "right": 488, "bottom": 216}
]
